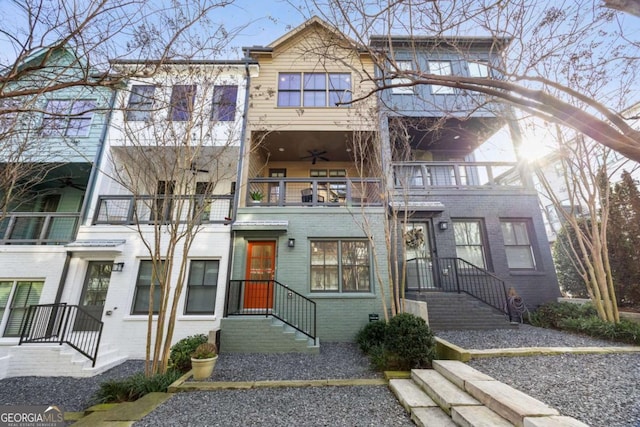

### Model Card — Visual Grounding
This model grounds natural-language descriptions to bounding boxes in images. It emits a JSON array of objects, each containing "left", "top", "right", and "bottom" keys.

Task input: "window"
[
  {"left": 126, "top": 85, "right": 155, "bottom": 121},
  {"left": 310, "top": 169, "right": 328, "bottom": 178},
  {"left": 395, "top": 165, "right": 424, "bottom": 188},
  {"left": 1, "top": 280, "right": 44, "bottom": 337},
  {"left": 211, "top": 85, "right": 238, "bottom": 121},
  {"left": 277, "top": 73, "right": 351, "bottom": 107},
  {"left": 453, "top": 220, "right": 487, "bottom": 268},
  {"left": 185, "top": 260, "right": 219, "bottom": 314},
  {"left": 170, "top": 85, "right": 196, "bottom": 121},
  {"left": 132, "top": 260, "right": 165, "bottom": 314},
  {"left": 468, "top": 61, "right": 490, "bottom": 77},
  {"left": 501, "top": 220, "right": 536, "bottom": 269},
  {"left": 311, "top": 240, "right": 370, "bottom": 292},
  {"left": 392, "top": 60, "right": 414, "bottom": 94},
  {"left": 428, "top": 61, "right": 454, "bottom": 94},
  {"left": 41, "top": 99, "right": 95, "bottom": 137}
]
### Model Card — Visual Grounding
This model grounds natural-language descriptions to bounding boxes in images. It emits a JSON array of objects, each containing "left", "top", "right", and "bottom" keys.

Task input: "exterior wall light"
[
  {"left": 287, "top": 238, "right": 295, "bottom": 248},
  {"left": 112, "top": 262, "right": 125, "bottom": 272},
  {"left": 438, "top": 221, "right": 449, "bottom": 231}
]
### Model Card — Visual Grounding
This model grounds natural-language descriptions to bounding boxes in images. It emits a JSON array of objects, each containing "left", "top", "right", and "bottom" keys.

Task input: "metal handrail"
[
  {"left": 433, "top": 257, "right": 514, "bottom": 321},
  {"left": 392, "top": 161, "right": 523, "bottom": 189},
  {"left": 225, "top": 280, "right": 316, "bottom": 340},
  {"left": 19, "top": 303, "right": 104, "bottom": 367}
]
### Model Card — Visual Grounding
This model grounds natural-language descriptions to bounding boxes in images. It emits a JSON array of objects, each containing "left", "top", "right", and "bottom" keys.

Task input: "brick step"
[
  {"left": 220, "top": 317, "right": 319, "bottom": 354},
  {"left": 389, "top": 360, "right": 589, "bottom": 427}
]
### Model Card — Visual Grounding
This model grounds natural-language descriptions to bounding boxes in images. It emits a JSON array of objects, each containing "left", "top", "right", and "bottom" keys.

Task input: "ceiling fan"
[
  {"left": 300, "top": 149, "right": 329, "bottom": 165},
  {"left": 58, "top": 178, "right": 86, "bottom": 191},
  {"left": 188, "top": 162, "right": 210, "bottom": 174}
]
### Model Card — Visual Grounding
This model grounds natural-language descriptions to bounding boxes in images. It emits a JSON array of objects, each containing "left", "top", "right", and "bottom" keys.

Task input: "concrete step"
[
  {"left": 412, "top": 407, "right": 457, "bottom": 427},
  {"left": 389, "top": 379, "right": 438, "bottom": 412},
  {"left": 412, "top": 369, "right": 480, "bottom": 415},
  {"left": 220, "top": 317, "right": 319, "bottom": 353},
  {"left": 452, "top": 406, "right": 514, "bottom": 427}
]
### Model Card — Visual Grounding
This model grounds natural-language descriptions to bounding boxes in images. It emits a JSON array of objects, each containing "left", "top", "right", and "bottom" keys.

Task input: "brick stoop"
[
  {"left": 219, "top": 317, "right": 319, "bottom": 354},
  {"left": 389, "top": 360, "right": 589, "bottom": 427}
]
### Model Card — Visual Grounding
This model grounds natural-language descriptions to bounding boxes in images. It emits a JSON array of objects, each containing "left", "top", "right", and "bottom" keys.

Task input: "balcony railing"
[
  {"left": 93, "top": 195, "right": 233, "bottom": 225},
  {"left": 246, "top": 178, "right": 383, "bottom": 207},
  {"left": 392, "top": 161, "right": 523, "bottom": 190},
  {"left": 0, "top": 212, "right": 80, "bottom": 245}
]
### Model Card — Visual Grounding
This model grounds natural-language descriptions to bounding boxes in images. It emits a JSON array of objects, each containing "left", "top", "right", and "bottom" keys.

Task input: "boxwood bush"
[
  {"left": 357, "top": 313, "right": 435, "bottom": 371},
  {"left": 168, "top": 333, "right": 208, "bottom": 372}
]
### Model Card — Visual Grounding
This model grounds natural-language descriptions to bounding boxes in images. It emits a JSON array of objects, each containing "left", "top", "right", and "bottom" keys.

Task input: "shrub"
[
  {"left": 356, "top": 320, "right": 388, "bottom": 353},
  {"left": 561, "top": 316, "right": 640, "bottom": 345},
  {"left": 528, "top": 302, "right": 597, "bottom": 329},
  {"left": 356, "top": 313, "right": 435, "bottom": 371},
  {"left": 168, "top": 334, "right": 208, "bottom": 372},
  {"left": 94, "top": 370, "right": 183, "bottom": 403}
]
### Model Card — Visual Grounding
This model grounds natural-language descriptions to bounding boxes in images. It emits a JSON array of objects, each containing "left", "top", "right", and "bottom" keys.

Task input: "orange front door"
[{"left": 244, "top": 241, "right": 276, "bottom": 309}]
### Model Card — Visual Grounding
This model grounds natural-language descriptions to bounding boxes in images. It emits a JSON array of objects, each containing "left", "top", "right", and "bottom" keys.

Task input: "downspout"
[
  {"left": 54, "top": 252, "right": 72, "bottom": 304},
  {"left": 223, "top": 54, "right": 253, "bottom": 317}
]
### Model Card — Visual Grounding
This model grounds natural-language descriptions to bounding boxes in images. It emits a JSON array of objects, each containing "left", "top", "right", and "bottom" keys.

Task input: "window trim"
[
  {"left": 131, "top": 260, "right": 165, "bottom": 315},
  {"left": 1, "top": 280, "right": 44, "bottom": 337},
  {"left": 452, "top": 219, "right": 488, "bottom": 269},
  {"left": 500, "top": 219, "right": 537, "bottom": 270},
  {"left": 41, "top": 99, "right": 96, "bottom": 137},
  {"left": 211, "top": 85, "right": 238, "bottom": 122},
  {"left": 310, "top": 239, "right": 371, "bottom": 293},
  {"left": 277, "top": 72, "right": 352, "bottom": 108},
  {"left": 125, "top": 85, "right": 156, "bottom": 121},
  {"left": 170, "top": 85, "right": 197, "bottom": 121},
  {"left": 184, "top": 259, "right": 219, "bottom": 315}
]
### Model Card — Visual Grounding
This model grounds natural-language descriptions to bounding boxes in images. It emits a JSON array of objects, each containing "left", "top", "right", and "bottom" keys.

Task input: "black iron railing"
[
  {"left": 93, "top": 194, "right": 233, "bottom": 225},
  {"left": 225, "top": 280, "right": 316, "bottom": 340},
  {"left": 434, "top": 257, "right": 513, "bottom": 321},
  {"left": 19, "top": 304, "right": 103, "bottom": 367},
  {"left": 392, "top": 161, "right": 523, "bottom": 189}
]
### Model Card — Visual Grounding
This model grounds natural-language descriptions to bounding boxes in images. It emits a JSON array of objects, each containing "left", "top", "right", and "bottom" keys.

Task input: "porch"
[{"left": 0, "top": 212, "right": 80, "bottom": 244}]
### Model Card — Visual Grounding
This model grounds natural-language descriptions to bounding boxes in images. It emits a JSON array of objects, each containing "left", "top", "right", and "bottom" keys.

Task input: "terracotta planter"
[{"left": 191, "top": 355, "right": 218, "bottom": 380}]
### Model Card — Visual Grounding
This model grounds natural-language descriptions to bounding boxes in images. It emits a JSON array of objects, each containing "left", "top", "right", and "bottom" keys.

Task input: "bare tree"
[{"left": 299, "top": 0, "right": 640, "bottom": 161}]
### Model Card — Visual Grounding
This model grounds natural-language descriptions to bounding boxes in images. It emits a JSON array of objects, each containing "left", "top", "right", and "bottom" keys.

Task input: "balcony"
[
  {"left": 93, "top": 195, "right": 233, "bottom": 225},
  {"left": 392, "top": 161, "right": 526, "bottom": 191},
  {"left": 0, "top": 212, "right": 81, "bottom": 245},
  {"left": 246, "top": 178, "right": 383, "bottom": 207}
]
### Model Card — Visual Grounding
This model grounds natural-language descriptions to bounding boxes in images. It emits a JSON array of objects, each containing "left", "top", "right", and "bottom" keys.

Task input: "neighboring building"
[
  {"left": 370, "top": 35, "right": 560, "bottom": 314},
  {"left": 0, "top": 47, "right": 114, "bottom": 377},
  {"left": 220, "top": 17, "right": 389, "bottom": 352}
]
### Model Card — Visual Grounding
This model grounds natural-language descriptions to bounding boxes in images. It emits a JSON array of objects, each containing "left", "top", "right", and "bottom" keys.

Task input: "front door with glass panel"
[
  {"left": 244, "top": 241, "right": 276, "bottom": 309},
  {"left": 404, "top": 222, "right": 435, "bottom": 290},
  {"left": 75, "top": 261, "right": 112, "bottom": 331}
]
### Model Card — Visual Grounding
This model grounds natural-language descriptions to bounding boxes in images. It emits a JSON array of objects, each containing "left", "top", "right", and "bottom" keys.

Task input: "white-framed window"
[
  {"left": 41, "top": 99, "right": 96, "bottom": 137},
  {"left": 278, "top": 73, "right": 352, "bottom": 107},
  {"left": 501, "top": 220, "right": 536, "bottom": 269},
  {"left": 310, "top": 240, "right": 370, "bottom": 292},
  {"left": 453, "top": 220, "right": 487, "bottom": 268},
  {"left": 125, "top": 85, "right": 155, "bottom": 121},
  {"left": 0, "top": 280, "right": 44, "bottom": 337},
  {"left": 468, "top": 61, "right": 490, "bottom": 78},
  {"left": 428, "top": 61, "right": 454, "bottom": 94},
  {"left": 185, "top": 260, "right": 219, "bottom": 314},
  {"left": 392, "top": 60, "right": 414, "bottom": 94},
  {"left": 170, "top": 85, "right": 197, "bottom": 121},
  {"left": 131, "top": 260, "right": 165, "bottom": 314}
]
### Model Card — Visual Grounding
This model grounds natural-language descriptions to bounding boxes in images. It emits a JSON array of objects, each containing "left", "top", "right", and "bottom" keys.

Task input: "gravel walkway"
[{"left": 2, "top": 327, "right": 639, "bottom": 426}]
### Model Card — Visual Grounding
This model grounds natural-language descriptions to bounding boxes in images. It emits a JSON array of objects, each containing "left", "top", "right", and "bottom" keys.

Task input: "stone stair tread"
[
  {"left": 412, "top": 369, "right": 480, "bottom": 414},
  {"left": 389, "top": 379, "right": 438, "bottom": 412},
  {"left": 466, "top": 380, "right": 559, "bottom": 427},
  {"left": 411, "top": 407, "right": 458, "bottom": 427},
  {"left": 433, "top": 360, "right": 495, "bottom": 389},
  {"left": 523, "top": 416, "right": 590, "bottom": 427},
  {"left": 452, "top": 405, "right": 515, "bottom": 427}
]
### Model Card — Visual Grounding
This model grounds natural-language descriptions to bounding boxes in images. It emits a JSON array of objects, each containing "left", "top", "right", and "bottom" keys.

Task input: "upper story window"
[
  {"left": 170, "top": 85, "right": 197, "bottom": 121},
  {"left": 41, "top": 99, "right": 96, "bottom": 137},
  {"left": 126, "top": 85, "right": 155, "bottom": 121},
  {"left": 468, "top": 61, "right": 490, "bottom": 78},
  {"left": 211, "top": 85, "right": 238, "bottom": 122},
  {"left": 278, "top": 73, "right": 351, "bottom": 107},
  {"left": 428, "top": 61, "right": 454, "bottom": 94},
  {"left": 392, "top": 60, "right": 414, "bottom": 95}
]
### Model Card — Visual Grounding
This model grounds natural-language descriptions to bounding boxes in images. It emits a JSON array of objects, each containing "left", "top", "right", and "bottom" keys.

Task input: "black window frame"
[
  {"left": 131, "top": 260, "right": 165, "bottom": 315},
  {"left": 41, "top": 99, "right": 96, "bottom": 137},
  {"left": 500, "top": 219, "right": 537, "bottom": 270},
  {"left": 184, "top": 259, "right": 219, "bottom": 315},
  {"left": 277, "top": 72, "right": 352, "bottom": 107}
]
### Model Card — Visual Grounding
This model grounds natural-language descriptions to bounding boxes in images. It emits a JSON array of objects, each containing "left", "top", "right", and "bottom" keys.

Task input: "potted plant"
[
  {"left": 190, "top": 342, "right": 218, "bottom": 380},
  {"left": 249, "top": 190, "right": 264, "bottom": 204}
]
